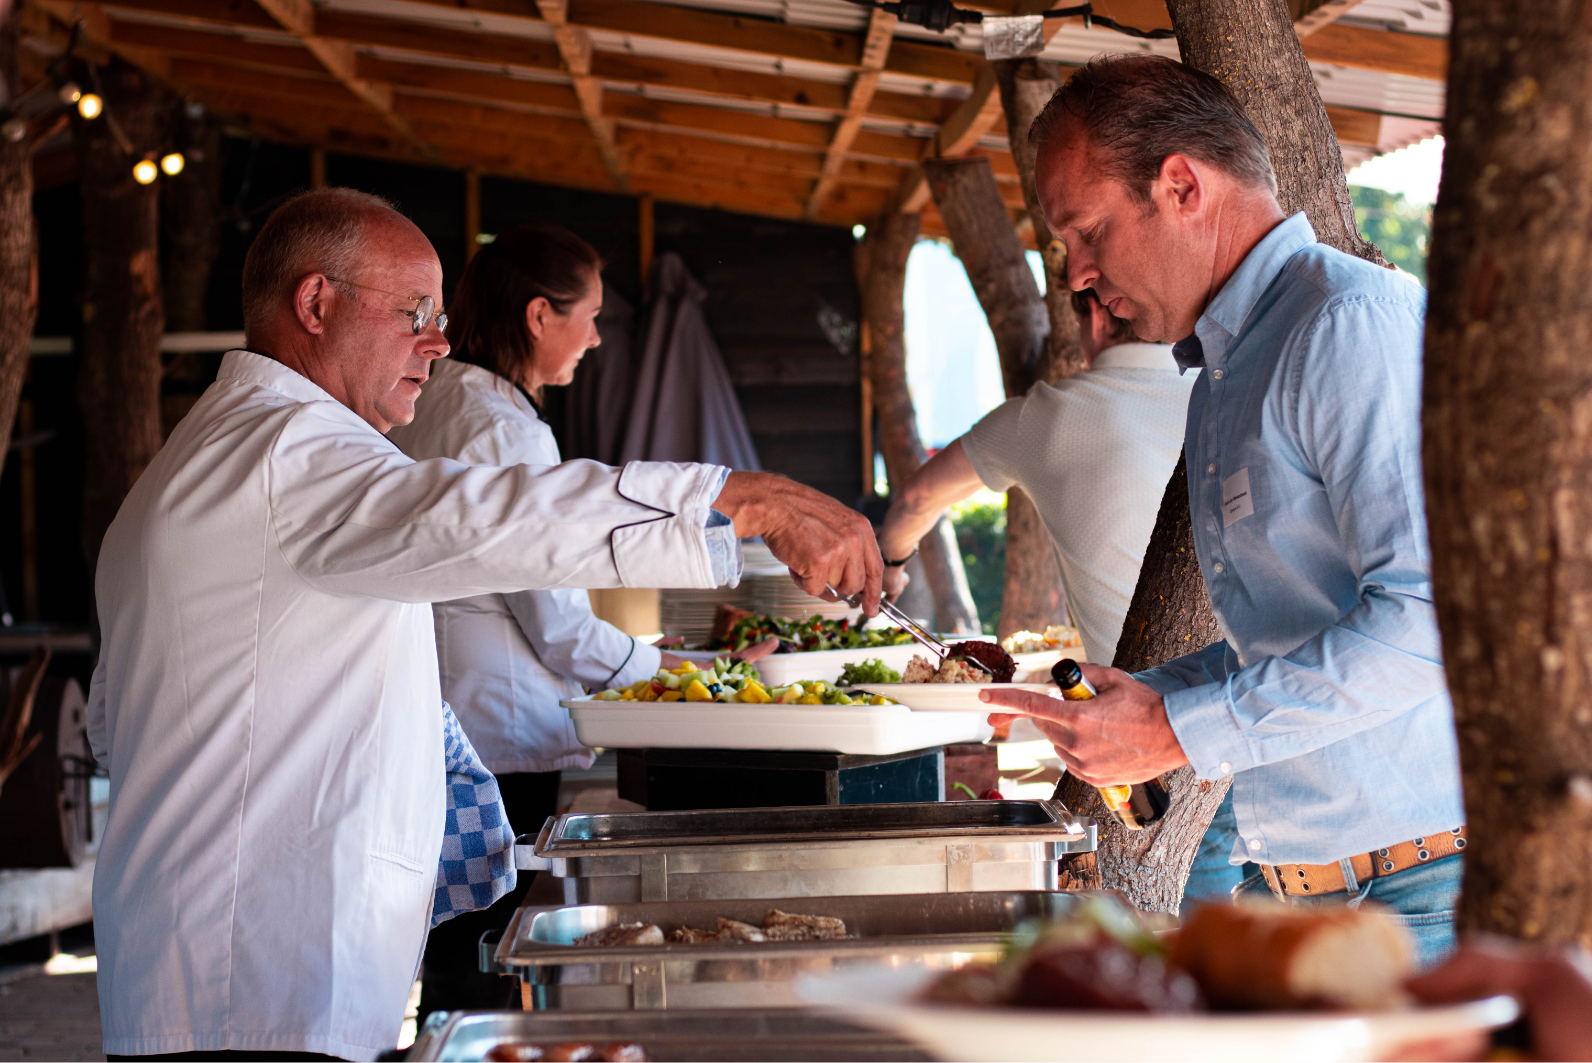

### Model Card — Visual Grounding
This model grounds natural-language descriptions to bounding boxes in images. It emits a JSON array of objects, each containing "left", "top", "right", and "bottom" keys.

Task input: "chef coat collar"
[
  {"left": 444, "top": 359, "right": 544, "bottom": 423},
  {"left": 220, "top": 349, "right": 345, "bottom": 407}
]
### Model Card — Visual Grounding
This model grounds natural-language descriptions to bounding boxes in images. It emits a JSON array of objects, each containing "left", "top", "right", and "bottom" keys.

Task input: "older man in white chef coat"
[{"left": 87, "top": 187, "right": 881, "bottom": 1062}]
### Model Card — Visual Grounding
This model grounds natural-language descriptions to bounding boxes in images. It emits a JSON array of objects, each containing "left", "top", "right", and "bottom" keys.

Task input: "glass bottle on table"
[{"left": 1050, "top": 658, "right": 1171, "bottom": 831}]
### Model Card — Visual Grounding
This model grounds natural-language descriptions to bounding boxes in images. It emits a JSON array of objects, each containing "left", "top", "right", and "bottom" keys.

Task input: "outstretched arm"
[{"left": 875, "top": 440, "right": 983, "bottom": 599}]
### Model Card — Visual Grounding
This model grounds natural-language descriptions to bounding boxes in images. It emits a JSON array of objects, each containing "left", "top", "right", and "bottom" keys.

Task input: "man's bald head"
[{"left": 241, "top": 187, "right": 405, "bottom": 342}]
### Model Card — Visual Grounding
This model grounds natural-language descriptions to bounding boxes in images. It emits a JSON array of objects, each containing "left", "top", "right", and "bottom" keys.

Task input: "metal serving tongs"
[{"left": 825, "top": 584, "right": 994, "bottom": 679}]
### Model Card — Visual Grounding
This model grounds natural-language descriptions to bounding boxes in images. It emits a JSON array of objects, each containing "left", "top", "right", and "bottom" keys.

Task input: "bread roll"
[{"left": 1170, "top": 903, "right": 1412, "bottom": 1010}]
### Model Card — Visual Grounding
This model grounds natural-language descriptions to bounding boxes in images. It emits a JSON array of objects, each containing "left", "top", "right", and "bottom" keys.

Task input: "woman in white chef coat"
[{"left": 390, "top": 224, "right": 686, "bottom": 1017}]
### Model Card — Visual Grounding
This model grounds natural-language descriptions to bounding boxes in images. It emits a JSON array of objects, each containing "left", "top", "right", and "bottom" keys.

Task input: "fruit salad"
[{"left": 592, "top": 659, "right": 896, "bottom": 706}]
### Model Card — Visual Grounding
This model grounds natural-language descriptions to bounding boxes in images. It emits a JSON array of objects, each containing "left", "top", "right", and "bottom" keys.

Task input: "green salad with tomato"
[{"left": 702, "top": 613, "right": 915, "bottom": 653}]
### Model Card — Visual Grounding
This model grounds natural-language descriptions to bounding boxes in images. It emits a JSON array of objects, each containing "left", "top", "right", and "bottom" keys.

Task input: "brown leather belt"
[{"left": 1259, "top": 827, "right": 1467, "bottom": 898}]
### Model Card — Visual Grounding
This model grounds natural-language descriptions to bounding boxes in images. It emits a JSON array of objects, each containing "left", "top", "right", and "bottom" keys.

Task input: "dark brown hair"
[
  {"left": 241, "top": 187, "right": 398, "bottom": 339},
  {"left": 1030, "top": 54, "right": 1276, "bottom": 205},
  {"left": 445, "top": 223, "right": 603, "bottom": 383},
  {"left": 1070, "top": 287, "right": 1138, "bottom": 343}
]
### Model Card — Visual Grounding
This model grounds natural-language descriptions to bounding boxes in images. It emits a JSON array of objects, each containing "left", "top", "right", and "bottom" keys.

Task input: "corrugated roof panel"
[
  {"left": 1311, "top": 64, "right": 1444, "bottom": 120},
  {"left": 1339, "top": 0, "right": 1449, "bottom": 37}
]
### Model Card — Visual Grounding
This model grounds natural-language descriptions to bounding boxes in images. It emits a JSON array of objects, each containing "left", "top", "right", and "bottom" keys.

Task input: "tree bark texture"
[
  {"left": 994, "top": 57, "right": 1085, "bottom": 383},
  {"left": 1056, "top": 456, "right": 1229, "bottom": 912},
  {"left": 855, "top": 213, "right": 979, "bottom": 634},
  {"left": 0, "top": 10, "right": 39, "bottom": 477},
  {"left": 74, "top": 59, "right": 165, "bottom": 565},
  {"left": 923, "top": 156, "right": 1067, "bottom": 636},
  {"left": 1166, "top": 0, "right": 1386, "bottom": 265},
  {"left": 160, "top": 103, "right": 222, "bottom": 333},
  {"left": 1423, "top": 0, "right": 1592, "bottom": 946}
]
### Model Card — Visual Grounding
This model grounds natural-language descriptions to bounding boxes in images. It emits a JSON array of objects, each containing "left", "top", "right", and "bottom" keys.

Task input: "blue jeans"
[
  {"left": 1183, "top": 788, "right": 1255, "bottom": 904},
  {"left": 1233, "top": 853, "right": 1463, "bottom": 968}
]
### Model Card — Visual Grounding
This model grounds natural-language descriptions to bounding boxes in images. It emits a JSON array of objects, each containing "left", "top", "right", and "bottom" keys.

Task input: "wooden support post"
[
  {"left": 161, "top": 101, "right": 222, "bottom": 333},
  {"left": 309, "top": 147, "right": 326, "bottom": 190},
  {"left": 1423, "top": 0, "right": 1592, "bottom": 945},
  {"left": 0, "top": 9, "right": 42, "bottom": 482},
  {"left": 464, "top": 167, "right": 480, "bottom": 264},
  {"left": 859, "top": 320, "right": 874, "bottom": 497},
  {"left": 638, "top": 193, "right": 654, "bottom": 289},
  {"left": 73, "top": 57, "right": 165, "bottom": 564},
  {"left": 922, "top": 156, "right": 1065, "bottom": 639},
  {"left": 854, "top": 214, "right": 979, "bottom": 633}
]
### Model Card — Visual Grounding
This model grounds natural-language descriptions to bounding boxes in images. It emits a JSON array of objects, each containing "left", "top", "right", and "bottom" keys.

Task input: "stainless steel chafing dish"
[
  {"left": 517, "top": 800, "right": 1096, "bottom": 904},
  {"left": 490, "top": 890, "right": 1093, "bottom": 1011},
  {"left": 407, "top": 1007, "right": 930, "bottom": 1061}
]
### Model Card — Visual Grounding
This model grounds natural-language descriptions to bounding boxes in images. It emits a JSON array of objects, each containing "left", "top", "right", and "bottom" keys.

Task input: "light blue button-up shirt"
[{"left": 1137, "top": 213, "right": 1463, "bottom": 867}]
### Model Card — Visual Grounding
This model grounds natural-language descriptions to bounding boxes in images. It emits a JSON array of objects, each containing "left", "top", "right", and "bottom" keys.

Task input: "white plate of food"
[
  {"left": 795, "top": 898, "right": 1519, "bottom": 1062},
  {"left": 853, "top": 683, "right": 1054, "bottom": 712},
  {"left": 797, "top": 965, "right": 1516, "bottom": 1062}
]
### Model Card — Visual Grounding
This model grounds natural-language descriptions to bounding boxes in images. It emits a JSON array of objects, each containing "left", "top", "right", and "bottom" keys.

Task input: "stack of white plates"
[
  {"left": 659, "top": 585, "right": 753, "bottom": 645},
  {"left": 748, "top": 574, "right": 859, "bottom": 623}
]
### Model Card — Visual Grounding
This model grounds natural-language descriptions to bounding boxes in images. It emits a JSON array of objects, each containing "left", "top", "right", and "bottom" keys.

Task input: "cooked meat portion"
[
  {"left": 947, "top": 640, "right": 1016, "bottom": 683},
  {"left": 762, "top": 909, "right": 848, "bottom": 941},
  {"left": 666, "top": 926, "right": 719, "bottom": 944},
  {"left": 485, "top": 1045, "right": 543, "bottom": 1062},
  {"left": 715, "top": 917, "right": 766, "bottom": 942},
  {"left": 573, "top": 923, "right": 664, "bottom": 948}
]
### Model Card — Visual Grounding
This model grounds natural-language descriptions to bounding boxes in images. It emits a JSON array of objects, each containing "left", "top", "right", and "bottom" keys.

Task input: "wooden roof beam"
[
  {"left": 892, "top": 60, "right": 1003, "bottom": 213},
  {"left": 536, "top": 0, "right": 629, "bottom": 191},
  {"left": 805, "top": 8, "right": 896, "bottom": 219},
  {"left": 250, "top": 0, "right": 437, "bottom": 160}
]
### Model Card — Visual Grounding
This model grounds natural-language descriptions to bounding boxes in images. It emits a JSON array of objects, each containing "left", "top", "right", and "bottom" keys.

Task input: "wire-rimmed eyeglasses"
[{"left": 325, "top": 276, "right": 448, "bottom": 335}]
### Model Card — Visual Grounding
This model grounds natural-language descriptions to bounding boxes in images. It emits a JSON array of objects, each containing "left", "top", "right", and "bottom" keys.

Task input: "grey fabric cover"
[
  {"left": 618, "top": 252, "right": 762, "bottom": 471},
  {"left": 565, "top": 280, "right": 635, "bottom": 464}
]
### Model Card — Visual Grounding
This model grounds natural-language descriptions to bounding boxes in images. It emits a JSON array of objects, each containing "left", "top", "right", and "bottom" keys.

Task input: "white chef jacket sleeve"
[
  {"left": 503, "top": 590, "right": 662, "bottom": 690},
  {"left": 267, "top": 401, "right": 729, "bottom": 602}
]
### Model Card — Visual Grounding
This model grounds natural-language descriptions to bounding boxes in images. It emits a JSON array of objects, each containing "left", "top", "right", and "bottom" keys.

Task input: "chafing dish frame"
[
  {"left": 489, "top": 890, "right": 1093, "bottom": 1011},
  {"left": 516, "top": 800, "right": 1097, "bottom": 904}
]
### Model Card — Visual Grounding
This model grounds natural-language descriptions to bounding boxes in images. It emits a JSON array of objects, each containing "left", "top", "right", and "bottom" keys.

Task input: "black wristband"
[{"left": 883, "top": 549, "right": 917, "bottom": 568}]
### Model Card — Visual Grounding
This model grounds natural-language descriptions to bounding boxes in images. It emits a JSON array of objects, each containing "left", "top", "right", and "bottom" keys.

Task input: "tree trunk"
[
  {"left": 1165, "top": 0, "right": 1385, "bottom": 265},
  {"left": 74, "top": 59, "right": 165, "bottom": 565},
  {"left": 994, "top": 57, "right": 1085, "bottom": 383},
  {"left": 1423, "top": 0, "right": 1592, "bottom": 945},
  {"left": 923, "top": 156, "right": 1065, "bottom": 636},
  {"left": 1056, "top": 0, "right": 1395, "bottom": 913},
  {"left": 1056, "top": 456, "right": 1230, "bottom": 912},
  {"left": 855, "top": 213, "right": 979, "bottom": 634},
  {"left": 0, "top": 9, "right": 38, "bottom": 477}
]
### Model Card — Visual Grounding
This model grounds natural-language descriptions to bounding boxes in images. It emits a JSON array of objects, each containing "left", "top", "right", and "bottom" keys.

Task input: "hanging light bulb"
[
  {"left": 160, "top": 152, "right": 185, "bottom": 176},
  {"left": 77, "top": 93, "right": 103, "bottom": 120},
  {"left": 132, "top": 157, "right": 158, "bottom": 185},
  {"left": 57, "top": 81, "right": 82, "bottom": 105}
]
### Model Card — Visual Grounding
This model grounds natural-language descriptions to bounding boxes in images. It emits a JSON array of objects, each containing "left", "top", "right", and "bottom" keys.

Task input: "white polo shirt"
[{"left": 960, "top": 343, "right": 1195, "bottom": 664}]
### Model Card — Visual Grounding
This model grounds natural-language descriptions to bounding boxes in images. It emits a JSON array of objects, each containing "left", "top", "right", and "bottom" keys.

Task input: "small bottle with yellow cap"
[{"left": 1051, "top": 658, "right": 1171, "bottom": 831}]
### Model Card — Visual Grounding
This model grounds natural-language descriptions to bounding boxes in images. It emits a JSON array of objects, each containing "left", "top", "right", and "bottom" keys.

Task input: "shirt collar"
[
  {"left": 1091, "top": 342, "right": 1179, "bottom": 372},
  {"left": 219, "top": 349, "right": 341, "bottom": 406},
  {"left": 1190, "top": 212, "right": 1317, "bottom": 369}
]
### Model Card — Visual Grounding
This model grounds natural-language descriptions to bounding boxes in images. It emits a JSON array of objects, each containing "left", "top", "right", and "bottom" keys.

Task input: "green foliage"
[
  {"left": 1350, "top": 185, "right": 1431, "bottom": 285},
  {"left": 950, "top": 496, "right": 1006, "bottom": 635}
]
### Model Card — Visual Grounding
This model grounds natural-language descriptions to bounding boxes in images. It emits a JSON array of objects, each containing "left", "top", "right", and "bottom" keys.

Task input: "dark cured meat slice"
[{"left": 947, "top": 640, "right": 1017, "bottom": 683}]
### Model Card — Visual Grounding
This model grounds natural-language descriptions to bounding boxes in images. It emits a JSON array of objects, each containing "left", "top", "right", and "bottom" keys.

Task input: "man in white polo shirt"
[{"left": 878, "top": 287, "right": 1194, "bottom": 664}]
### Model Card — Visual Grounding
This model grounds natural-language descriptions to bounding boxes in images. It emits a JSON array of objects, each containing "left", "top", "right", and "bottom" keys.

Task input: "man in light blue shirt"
[{"left": 982, "top": 54, "right": 1464, "bottom": 962}]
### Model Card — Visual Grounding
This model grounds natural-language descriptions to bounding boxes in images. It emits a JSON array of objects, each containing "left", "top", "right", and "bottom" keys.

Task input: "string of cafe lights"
[{"left": 0, "top": 21, "right": 188, "bottom": 185}]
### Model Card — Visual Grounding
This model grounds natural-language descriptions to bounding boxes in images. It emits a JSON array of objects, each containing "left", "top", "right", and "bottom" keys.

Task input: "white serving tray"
[
  {"left": 855, "top": 683, "right": 1054, "bottom": 712},
  {"left": 796, "top": 965, "right": 1520, "bottom": 1063},
  {"left": 674, "top": 642, "right": 927, "bottom": 686},
  {"left": 560, "top": 698, "right": 993, "bottom": 755}
]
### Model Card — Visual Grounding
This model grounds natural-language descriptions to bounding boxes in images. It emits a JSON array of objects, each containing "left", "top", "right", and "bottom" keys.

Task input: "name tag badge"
[{"left": 1222, "top": 467, "right": 1255, "bottom": 527}]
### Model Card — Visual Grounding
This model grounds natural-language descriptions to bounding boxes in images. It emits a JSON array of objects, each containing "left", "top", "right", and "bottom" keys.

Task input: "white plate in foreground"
[
  {"left": 853, "top": 683, "right": 1054, "bottom": 712},
  {"left": 795, "top": 965, "right": 1518, "bottom": 1063}
]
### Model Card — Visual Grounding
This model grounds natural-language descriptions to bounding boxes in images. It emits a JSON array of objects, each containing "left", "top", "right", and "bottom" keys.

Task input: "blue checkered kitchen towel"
[{"left": 433, "top": 702, "right": 517, "bottom": 927}]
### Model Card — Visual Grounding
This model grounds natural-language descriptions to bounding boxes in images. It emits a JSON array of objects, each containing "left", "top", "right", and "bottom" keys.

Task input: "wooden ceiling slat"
[
  {"left": 357, "top": 56, "right": 583, "bottom": 115},
  {"left": 169, "top": 56, "right": 365, "bottom": 108},
  {"left": 805, "top": 8, "right": 897, "bottom": 217},
  {"left": 394, "top": 95, "right": 596, "bottom": 145},
  {"left": 604, "top": 94, "right": 834, "bottom": 150},
  {"left": 108, "top": 17, "right": 322, "bottom": 73},
  {"left": 1302, "top": 24, "right": 1446, "bottom": 81}
]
